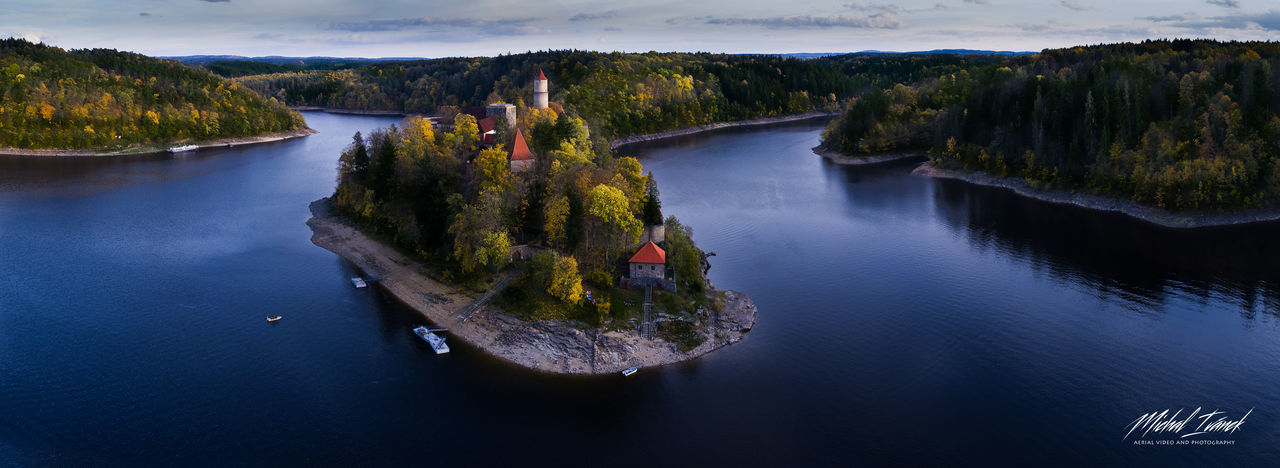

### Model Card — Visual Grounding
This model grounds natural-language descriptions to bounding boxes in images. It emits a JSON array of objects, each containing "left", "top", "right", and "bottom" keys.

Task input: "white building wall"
[{"left": 533, "top": 79, "right": 549, "bottom": 110}]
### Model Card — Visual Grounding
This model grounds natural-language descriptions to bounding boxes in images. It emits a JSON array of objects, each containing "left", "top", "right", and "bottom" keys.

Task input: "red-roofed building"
[
  {"left": 509, "top": 129, "right": 535, "bottom": 172},
  {"left": 629, "top": 241, "right": 666, "bottom": 279},
  {"left": 477, "top": 116, "right": 497, "bottom": 145}
]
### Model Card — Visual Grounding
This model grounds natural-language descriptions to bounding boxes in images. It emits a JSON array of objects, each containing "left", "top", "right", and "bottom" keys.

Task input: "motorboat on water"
[
  {"left": 351, "top": 277, "right": 367, "bottom": 288},
  {"left": 266, "top": 316, "right": 282, "bottom": 322},
  {"left": 622, "top": 366, "right": 638, "bottom": 376},
  {"left": 413, "top": 326, "right": 450, "bottom": 354},
  {"left": 168, "top": 144, "right": 199, "bottom": 153}
]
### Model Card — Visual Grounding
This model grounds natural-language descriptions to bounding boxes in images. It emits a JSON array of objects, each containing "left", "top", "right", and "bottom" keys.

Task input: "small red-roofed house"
[{"left": 629, "top": 241, "right": 666, "bottom": 279}]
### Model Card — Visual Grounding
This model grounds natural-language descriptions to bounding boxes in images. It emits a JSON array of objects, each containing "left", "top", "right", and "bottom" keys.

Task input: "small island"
[
  {"left": 307, "top": 72, "right": 757, "bottom": 374},
  {"left": 0, "top": 39, "right": 310, "bottom": 155}
]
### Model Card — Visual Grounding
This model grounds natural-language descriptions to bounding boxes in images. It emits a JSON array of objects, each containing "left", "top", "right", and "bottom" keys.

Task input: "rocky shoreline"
[
  {"left": 811, "top": 146, "right": 926, "bottom": 166},
  {"left": 306, "top": 197, "right": 759, "bottom": 375},
  {"left": 0, "top": 127, "right": 316, "bottom": 157},
  {"left": 912, "top": 162, "right": 1280, "bottom": 229},
  {"left": 609, "top": 111, "right": 837, "bottom": 150}
]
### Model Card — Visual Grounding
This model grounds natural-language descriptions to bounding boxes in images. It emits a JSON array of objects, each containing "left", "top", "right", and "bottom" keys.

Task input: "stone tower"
[{"left": 533, "top": 69, "right": 548, "bottom": 110}]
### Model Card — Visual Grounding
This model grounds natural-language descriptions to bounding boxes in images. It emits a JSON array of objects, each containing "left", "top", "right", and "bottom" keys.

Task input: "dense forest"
[
  {"left": 0, "top": 39, "right": 304, "bottom": 149},
  {"left": 821, "top": 40, "right": 1280, "bottom": 211},
  {"left": 331, "top": 106, "right": 711, "bottom": 328},
  {"left": 232, "top": 51, "right": 1003, "bottom": 140}
]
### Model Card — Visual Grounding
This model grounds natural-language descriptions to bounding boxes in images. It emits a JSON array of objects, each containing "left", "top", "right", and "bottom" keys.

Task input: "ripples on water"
[{"left": 1, "top": 116, "right": 1278, "bottom": 464}]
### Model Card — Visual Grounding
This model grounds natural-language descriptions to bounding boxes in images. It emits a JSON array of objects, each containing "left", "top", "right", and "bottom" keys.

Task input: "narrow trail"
[{"left": 457, "top": 269, "right": 519, "bottom": 322}]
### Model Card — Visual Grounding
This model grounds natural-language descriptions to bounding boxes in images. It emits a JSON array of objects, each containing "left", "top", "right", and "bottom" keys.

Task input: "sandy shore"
[
  {"left": 811, "top": 146, "right": 926, "bottom": 166},
  {"left": 306, "top": 197, "right": 758, "bottom": 375},
  {"left": 0, "top": 127, "right": 316, "bottom": 157},
  {"left": 609, "top": 111, "right": 837, "bottom": 150},
  {"left": 913, "top": 162, "right": 1280, "bottom": 229}
]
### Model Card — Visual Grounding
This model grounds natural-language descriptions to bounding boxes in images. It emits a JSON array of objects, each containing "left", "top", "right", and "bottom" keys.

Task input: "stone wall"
[
  {"left": 645, "top": 224, "right": 665, "bottom": 244},
  {"left": 630, "top": 261, "right": 663, "bottom": 279},
  {"left": 510, "top": 158, "right": 534, "bottom": 172},
  {"left": 485, "top": 104, "right": 516, "bottom": 127}
]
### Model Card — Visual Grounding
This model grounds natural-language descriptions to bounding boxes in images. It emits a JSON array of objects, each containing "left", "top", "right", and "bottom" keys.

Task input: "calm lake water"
[{"left": 2, "top": 112, "right": 1279, "bottom": 465}]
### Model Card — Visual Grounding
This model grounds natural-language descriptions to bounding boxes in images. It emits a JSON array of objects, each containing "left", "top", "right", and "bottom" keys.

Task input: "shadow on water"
[
  {"left": 0, "top": 140, "right": 302, "bottom": 199},
  {"left": 614, "top": 117, "right": 835, "bottom": 154},
  {"left": 930, "top": 177, "right": 1280, "bottom": 320}
]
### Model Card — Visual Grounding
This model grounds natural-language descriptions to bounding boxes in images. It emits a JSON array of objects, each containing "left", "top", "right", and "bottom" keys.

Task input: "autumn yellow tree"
[
  {"left": 475, "top": 147, "right": 512, "bottom": 193},
  {"left": 452, "top": 113, "right": 480, "bottom": 152},
  {"left": 547, "top": 255, "right": 584, "bottom": 304},
  {"left": 544, "top": 194, "right": 570, "bottom": 247},
  {"left": 588, "top": 184, "right": 641, "bottom": 241}
]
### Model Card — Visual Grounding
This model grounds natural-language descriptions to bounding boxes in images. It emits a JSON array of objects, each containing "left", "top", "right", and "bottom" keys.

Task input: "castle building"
[
  {"left": 509, "top": 128, "right": 535, "bottom": 172},
  {"left": 486, "top": 103, "right": 516, "bottom": 127},
  {"left": 533, "top": 69, "right": 549, "bottom": 110}
]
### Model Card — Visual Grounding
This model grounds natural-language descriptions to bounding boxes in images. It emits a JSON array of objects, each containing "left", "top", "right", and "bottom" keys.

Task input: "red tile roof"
[
  {"left": 629, "top": 241, "right": 665, "bottom": 264},
  {"left": 537, "top": 69, "right": 547, "bottom": 81},
  {"left": 509, "top": 129, "right": 534, "bottom": 161},
  {"left": 477, "top": 116, "right": 496, "bottom": 134}
]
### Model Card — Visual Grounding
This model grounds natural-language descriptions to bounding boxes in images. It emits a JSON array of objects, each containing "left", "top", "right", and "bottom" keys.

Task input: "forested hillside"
[
  {"left": 233, "top": 51, "right": 1004, "bottom": 140},
  {"left": 820, "top": 39, "right": 1280, "bottom": 211},
  {"left": 0, "top": 39, "right": 305, "bottom": 149}
]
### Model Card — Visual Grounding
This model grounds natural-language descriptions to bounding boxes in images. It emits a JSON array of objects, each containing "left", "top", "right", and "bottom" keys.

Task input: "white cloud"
[{"left": 705, "top": 14, "right": 904, "bottom": 29}]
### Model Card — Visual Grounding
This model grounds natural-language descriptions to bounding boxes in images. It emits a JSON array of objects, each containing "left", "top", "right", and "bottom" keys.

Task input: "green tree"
[
  {"left": 664, "top": 216, "right": 705, "bottom": 293},
  {"left": 349, "top": 132, "right": 369, "bottom": 182},
  {"left": 641, "top": 176, "right": 662, "bottom": 225},
  {"left": 477, "top": 231, "right": 512, "bottom": 272}
]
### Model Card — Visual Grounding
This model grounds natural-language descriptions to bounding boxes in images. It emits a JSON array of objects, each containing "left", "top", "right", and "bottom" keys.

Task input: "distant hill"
[
  {"left": 852, "top": 49, "right": 1036, "bottom": 57},
  {"left": 0, "top": 39, "right": 305, "bottom": 150},
  {"left": 165, "top": 55, "right": 429, "bottom": 65},
  {"left": 769, "top": 50, "right": 1036, "bottom": 59}
]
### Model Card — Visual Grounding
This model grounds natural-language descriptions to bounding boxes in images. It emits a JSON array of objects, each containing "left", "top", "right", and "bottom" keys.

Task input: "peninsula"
[
  {"left": 308, "top": 198, "right": 757, "bottom": 374},
  {"left": 0, "top": 39, "right": 309, "bottom": 155},
  {"left": 306, "top": 72, "right": 758, "bottom": 374}
]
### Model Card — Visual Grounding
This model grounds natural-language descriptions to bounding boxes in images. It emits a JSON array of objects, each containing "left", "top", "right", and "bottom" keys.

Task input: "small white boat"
[
  {"left": 266, "top": 316, "right": 282, "bottom": 323},
  {"left": 167, "top": 144, "right": 199, "bottom": 153},
  {"left": 413, "top": 326, "right": 450, "bottom": 354},
  {"left": 621, "top": 366, "right": 638, "bottom": 377},
  {"left": 351, "top": 277, "right": 367, "bottom": 288}
]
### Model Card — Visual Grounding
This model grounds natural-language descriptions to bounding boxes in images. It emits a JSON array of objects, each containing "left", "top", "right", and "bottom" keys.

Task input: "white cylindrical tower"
[{"left": 533, "top": 69, "right": 549, "bottom": 110}]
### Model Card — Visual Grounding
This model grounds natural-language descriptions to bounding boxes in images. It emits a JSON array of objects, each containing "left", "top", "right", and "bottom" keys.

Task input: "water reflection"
[
  {"left": 930, "top": 177, "right": 1280, "bottom": 320},
  {"left": 0, "top": 142, "right": 298, "bottom": 199}
]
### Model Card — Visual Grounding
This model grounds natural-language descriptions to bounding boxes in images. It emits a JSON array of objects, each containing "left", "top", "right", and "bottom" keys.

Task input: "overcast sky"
[{"left": 4, "top": 0, "right": 1280, "bottom": 57}]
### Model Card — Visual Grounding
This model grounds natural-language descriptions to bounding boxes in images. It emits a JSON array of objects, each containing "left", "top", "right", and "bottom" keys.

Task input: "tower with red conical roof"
[
  {"left": 508, "top": 128, "right": 535, "bottom": 172},
  {"left": 533, "top": 69, "right": 548, "bottom": 110}
]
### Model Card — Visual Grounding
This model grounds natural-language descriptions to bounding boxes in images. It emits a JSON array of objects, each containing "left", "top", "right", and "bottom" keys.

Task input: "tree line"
[
  {"left": 229, "top": 51, "right": 1000, "bottom": 141},
  {"left": 821, "top": 39, "right": 1280, "bottom": 211},
  {"left": 0, "top": 39, "right": 304, "bottom": 149}
]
